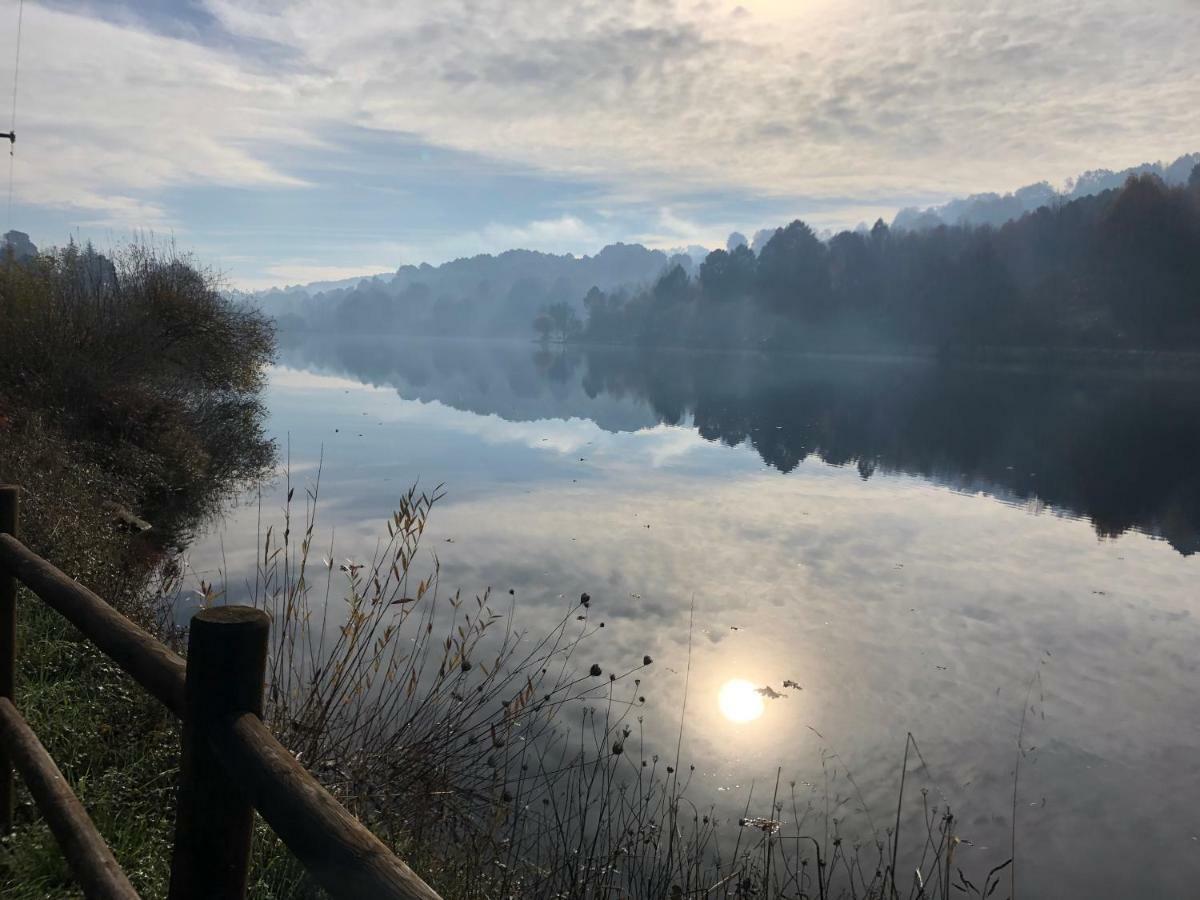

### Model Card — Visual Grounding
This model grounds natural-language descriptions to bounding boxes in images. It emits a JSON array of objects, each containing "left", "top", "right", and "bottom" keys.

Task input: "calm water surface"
[{"left": 191, "top": 336, "right": 1200, "bottom": 898}]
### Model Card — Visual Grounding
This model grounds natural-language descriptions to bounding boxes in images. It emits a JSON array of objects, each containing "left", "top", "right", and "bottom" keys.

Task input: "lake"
[{"left": 189, "top": 335, "right": 1200, "bottom": 898}]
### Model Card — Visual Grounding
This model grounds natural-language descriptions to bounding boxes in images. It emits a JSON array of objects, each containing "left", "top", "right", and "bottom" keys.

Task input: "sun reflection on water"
[{"left": 717, "top": 678, "right": 765, "bottom": 723}]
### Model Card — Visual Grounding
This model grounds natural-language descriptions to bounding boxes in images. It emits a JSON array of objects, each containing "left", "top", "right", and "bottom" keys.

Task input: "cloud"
[
  {"left": 234, "top": 263, "right": 393, "bottom": 291},
  {"left": 476, "top": 215, "right": 609, "bottom": 256},
  {"left": 196, "top": 0, "right": 1200, "bottom": 198},
  {"left": 6, "top": 1, "right": 1200, "bottom": 244},
  {"left": 2, "top": 3, "right": 316, "bottom": 225}
]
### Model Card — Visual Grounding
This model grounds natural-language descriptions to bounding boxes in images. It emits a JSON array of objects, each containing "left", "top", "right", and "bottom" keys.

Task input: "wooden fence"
[{"left": 0, "top": 485, "right": 443, "bottom": 900}]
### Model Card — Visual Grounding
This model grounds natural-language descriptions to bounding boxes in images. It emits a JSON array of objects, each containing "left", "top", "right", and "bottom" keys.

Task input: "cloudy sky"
[{"left": 1, "top": 0, "right": 1198, "bottom": 288}]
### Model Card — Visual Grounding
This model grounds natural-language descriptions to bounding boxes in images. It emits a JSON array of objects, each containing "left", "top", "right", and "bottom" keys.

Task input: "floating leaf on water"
[
  {"left": 738, "top": 816, "right": 782, "bottom": 834},
  {"left": 756, "top": 685, "right": 785, "bottom": 700},
  {"left": 783, "top": 679, "right": 802, "bottom": 690}
]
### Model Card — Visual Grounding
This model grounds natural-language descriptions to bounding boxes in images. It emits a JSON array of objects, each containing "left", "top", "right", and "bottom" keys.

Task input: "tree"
[
  {"left": 582, "top": 286, "right": 607, "bottom": 317},
  {"left": 869, "top": 218, "right": 890, "bottom": 247},
  {"left": 539, "top": 300, "right": 582, "bottom": 342},
  {"left": 653, "top": 265, "right": 691, "bottom": 304},
  {"left": 1094, "top": 174, "right": 1198, "bottom": 344},
  {"left": 699, "top": 249, "right": 731, "bottom": 299},
  {"left": 827, "top": 231, "right": 870, "bottom": 300},
  {"left": 755, "top": 220, "right": 831, "bottom": 318},
  {"left": 699, "top": 244, "right": 756, "bottom": 302}
]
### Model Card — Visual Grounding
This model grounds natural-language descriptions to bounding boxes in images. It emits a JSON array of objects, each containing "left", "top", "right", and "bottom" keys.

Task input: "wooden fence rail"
[
  {"left": 0, "top": 697, "right": 139, "bottom": 900},
  {"left": 0, "top": 485, "right": 443, "bottom": 900}
]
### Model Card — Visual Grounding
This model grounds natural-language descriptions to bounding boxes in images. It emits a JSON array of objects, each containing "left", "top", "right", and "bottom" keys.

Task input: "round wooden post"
[
  {"left": 0, "top": 484, "right": 19, "bottom": 834},
  {"left": 169, "top": 606, "right": 270, "bottom": 900}
]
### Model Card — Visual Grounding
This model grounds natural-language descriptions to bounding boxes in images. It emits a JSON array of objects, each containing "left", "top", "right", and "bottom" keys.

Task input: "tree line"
[{"left": 552, "top": 167, "right": 1200, "bottom": 353}]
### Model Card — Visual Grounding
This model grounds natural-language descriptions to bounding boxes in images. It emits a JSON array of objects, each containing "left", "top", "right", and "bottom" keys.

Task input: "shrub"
[{"left": 0, "top": 240, "right": 275, "bottom": 528}]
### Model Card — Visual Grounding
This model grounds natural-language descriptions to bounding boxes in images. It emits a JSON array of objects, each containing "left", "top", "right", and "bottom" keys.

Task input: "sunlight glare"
[{"left": 718, "top": 678, "right": 765, "bottom": 723}]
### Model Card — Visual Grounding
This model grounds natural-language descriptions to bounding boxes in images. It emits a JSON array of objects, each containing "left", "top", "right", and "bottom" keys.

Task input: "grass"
[{"left": 0, "top": 420, "right": 184, "bottom": 896}]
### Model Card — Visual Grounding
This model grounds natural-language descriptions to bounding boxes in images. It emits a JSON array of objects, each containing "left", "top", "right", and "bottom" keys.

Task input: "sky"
[{"left": 1, "top": 0, "right": 1198, "bottom": 289}]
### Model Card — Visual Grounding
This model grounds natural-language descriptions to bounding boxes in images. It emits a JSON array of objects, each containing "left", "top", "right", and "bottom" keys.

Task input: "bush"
[{"left": 1, "top": 241, "right": 275, "bottom": 528}]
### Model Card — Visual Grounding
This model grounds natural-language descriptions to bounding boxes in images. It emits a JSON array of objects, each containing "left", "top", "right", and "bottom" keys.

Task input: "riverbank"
[{"left": 0, "top": 243, "right": 278, "bottom": 895}]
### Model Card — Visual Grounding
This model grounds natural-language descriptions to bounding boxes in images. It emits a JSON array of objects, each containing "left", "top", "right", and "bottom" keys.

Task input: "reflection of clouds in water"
[
  {"left": 269, "top": 366, "right": 393, "bottom": 393},
  {"left": 193, "top": 361, "right": 1200, "bottom": 899},
  {"left": 454, "top": 480, "right": 1188, "bottom": 895},
  {"left": 389, "top": 405, "right": 696, "bottom": 460},
  {"left": 268, "top": 364, "right": 719, "bottom": 466}
]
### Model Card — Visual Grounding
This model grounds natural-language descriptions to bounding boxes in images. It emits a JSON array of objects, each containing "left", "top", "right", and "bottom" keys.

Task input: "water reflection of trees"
[
  {"left": 279, "top": 333, "right": 1200, "bottom": 556},
  {"left": 578, "top": 348, "right": 1200, "bottom": 555},
  {"left": 277, "top": 333, "right": 658, "bottom": 432}
]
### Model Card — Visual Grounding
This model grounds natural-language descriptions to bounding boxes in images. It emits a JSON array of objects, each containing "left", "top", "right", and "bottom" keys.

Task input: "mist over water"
[{"left": 191, "top": 336, "right": 1200, "bottom": 898}]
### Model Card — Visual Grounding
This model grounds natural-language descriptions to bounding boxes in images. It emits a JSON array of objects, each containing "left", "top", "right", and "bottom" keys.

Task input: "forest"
[
  {"left": 566, "top": 168, "right": 1200, "bottom": 353},
  {"left": 261, "top": 242, "right": 688, "bottom": 337}
]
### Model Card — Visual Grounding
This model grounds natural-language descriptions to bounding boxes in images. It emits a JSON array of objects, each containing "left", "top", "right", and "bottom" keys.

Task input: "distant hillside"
[
  {"left": 244, "top": 272, "right": 395, "bottom": 308},
  {"left": 893, "top": 152, "right": 1200, "bottom": 231},
  {"left": 239, "top": 152, "right": 1200, "bottom": 339},
  {"left": 577, "top": 168, "right": 1200, "bottom": 353},
  {"left": 256, "top": 243, "right": 694, "bottom": 336}
]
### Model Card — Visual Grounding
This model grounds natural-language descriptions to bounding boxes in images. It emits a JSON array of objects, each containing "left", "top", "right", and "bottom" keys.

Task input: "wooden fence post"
[
  {"left": 0, "top": 484, "right": 19, "bottom": 834},
  {"left": 168, "top": 606, "right": 269, "bottom": 900}
]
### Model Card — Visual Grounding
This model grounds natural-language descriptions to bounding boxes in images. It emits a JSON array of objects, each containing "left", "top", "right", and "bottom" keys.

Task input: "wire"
[{"left": 6, "top": 0, "right": 24, "bottom": 229}]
